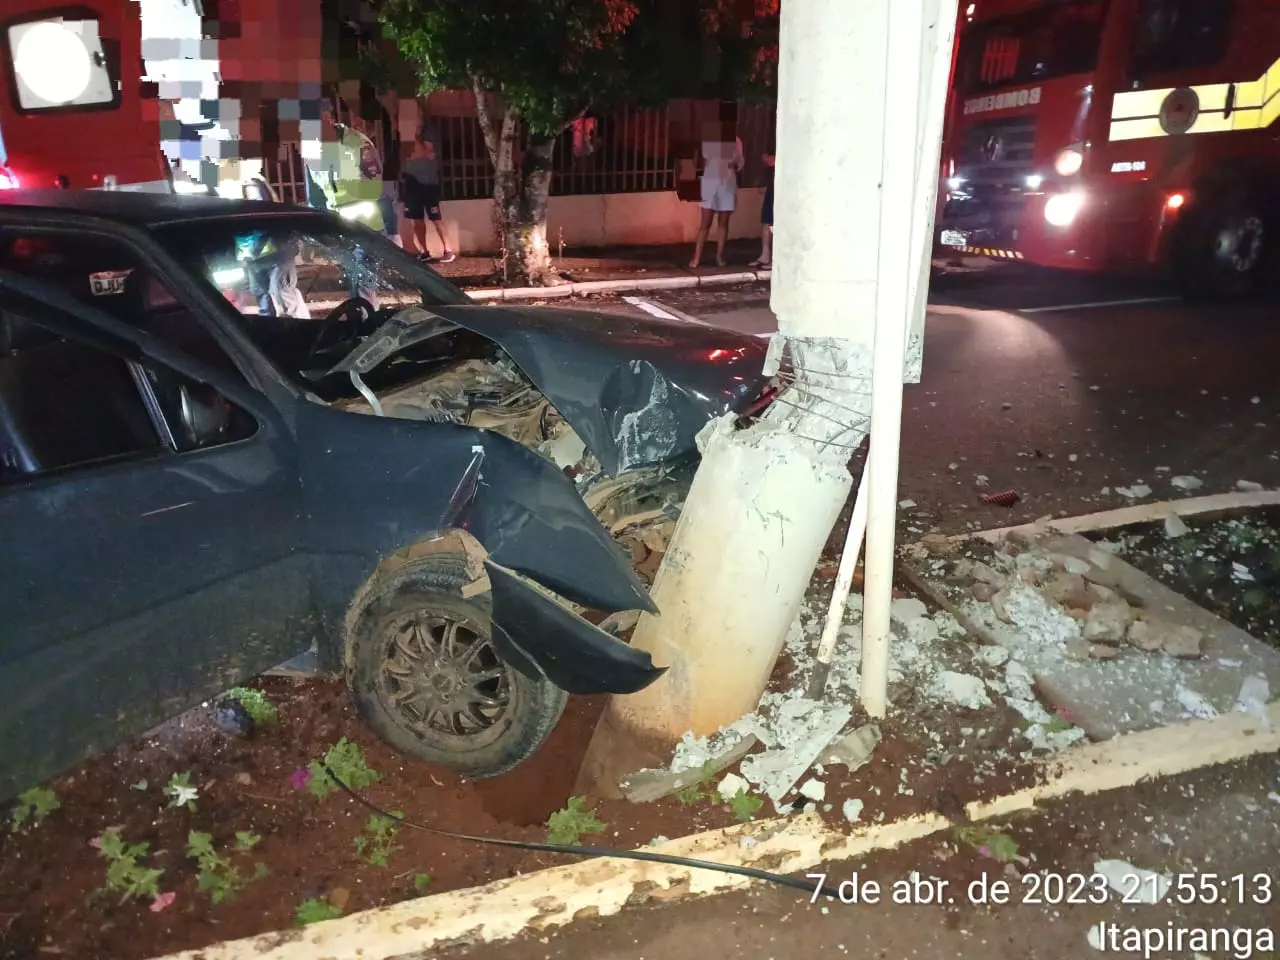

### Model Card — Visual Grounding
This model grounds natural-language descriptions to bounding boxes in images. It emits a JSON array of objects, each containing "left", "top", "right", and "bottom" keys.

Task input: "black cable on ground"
[{"left": 321, "top": 764, "right": 843, "bottom": 900}]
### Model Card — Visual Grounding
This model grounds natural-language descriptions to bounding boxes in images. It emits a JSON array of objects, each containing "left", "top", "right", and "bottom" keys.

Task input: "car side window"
[
  {"left": 0, "top": 316, "right": 258, "bottom": 486},
  {"left": 0, "top": 230, "right": 245, "bottom": 381},
  {"left": 1130, "top": 0, "right": 1233, "bottom": 76}
]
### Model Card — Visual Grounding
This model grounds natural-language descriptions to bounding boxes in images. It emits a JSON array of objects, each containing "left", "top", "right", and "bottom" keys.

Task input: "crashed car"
[{"left": 0, "top": 191, "right": 775, "bottom": 800}]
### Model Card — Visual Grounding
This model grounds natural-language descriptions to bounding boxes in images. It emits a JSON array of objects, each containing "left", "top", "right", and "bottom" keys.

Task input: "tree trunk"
[{"left": 473, "top": 78, "right": 563, "bottom": 287}]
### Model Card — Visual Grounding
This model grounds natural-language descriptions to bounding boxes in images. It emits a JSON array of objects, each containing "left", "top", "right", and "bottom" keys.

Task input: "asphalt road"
[{"left": 615, "top": 262, "right": 1280, "bottom": 533}]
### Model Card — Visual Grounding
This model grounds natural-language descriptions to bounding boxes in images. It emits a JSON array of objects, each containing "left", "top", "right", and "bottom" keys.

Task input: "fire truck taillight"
[
  {"left": 0, "top": 168, "right": 20, "bottom": 190},
  {"left": 1166, "top": 192, "right": 1187, "bottom": 211},
  {"left": 1044, "top": 192, "right": 1086, "bottom": 228}
]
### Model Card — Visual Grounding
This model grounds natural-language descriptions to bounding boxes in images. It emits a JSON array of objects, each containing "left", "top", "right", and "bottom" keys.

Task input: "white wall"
[{"left": 403, "top": 187, "right": 767, "bottom": 256}]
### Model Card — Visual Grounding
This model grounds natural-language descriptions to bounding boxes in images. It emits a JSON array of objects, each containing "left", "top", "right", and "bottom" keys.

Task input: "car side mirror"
[{"left": 178, "top": 383, "right": 231, "bottom": 447}]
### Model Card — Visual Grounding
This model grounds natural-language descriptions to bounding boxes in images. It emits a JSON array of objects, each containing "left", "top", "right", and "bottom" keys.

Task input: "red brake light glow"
[{"left": 0, "top": 168, "right": 20, "bottom": 190}]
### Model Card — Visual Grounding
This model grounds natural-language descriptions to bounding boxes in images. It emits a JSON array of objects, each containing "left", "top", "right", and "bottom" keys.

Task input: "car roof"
[{"left": 0, "top": 189, "right": 324, "bottom": 228}]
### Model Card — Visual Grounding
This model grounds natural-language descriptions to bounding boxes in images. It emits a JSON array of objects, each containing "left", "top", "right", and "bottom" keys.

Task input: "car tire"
[
  {"left": 1173, "top": 184, "right": 1270, "bottom": 302},
  {"left": 345, "top": 552, "right": 567, "bottom": 778}
]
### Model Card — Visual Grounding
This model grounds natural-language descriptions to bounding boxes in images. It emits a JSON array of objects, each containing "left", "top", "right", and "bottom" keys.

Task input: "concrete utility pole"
[{"left": 576, "top": 0, "right": 956, "bottom": 797}]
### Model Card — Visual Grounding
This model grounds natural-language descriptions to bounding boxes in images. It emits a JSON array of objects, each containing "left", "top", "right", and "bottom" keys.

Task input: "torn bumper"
[{"left": 485, "top": 561, "right": 665, "bottom": 695}]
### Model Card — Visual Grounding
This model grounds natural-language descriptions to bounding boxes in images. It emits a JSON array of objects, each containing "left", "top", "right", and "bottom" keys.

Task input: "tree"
[{"left": 375, "top": 0, "right": 778, "bottom": 285}]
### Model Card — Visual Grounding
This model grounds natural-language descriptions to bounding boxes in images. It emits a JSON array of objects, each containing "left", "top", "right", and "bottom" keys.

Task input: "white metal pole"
[
  {"left": 807, "top": 456, "right": 871, "bottom": 699},
  {"left": 860, "top": 0, "right": 929, "bottom": 719}
]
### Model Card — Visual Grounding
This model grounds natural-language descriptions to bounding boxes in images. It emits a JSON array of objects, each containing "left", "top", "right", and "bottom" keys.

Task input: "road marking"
[
  {"left": 621, "top": 296, "right": 684, "bottom": 321},
  {"left": 1017, "top": 296, "right": 1181, "bottom": 314},
  {"left": 625, "top": 296, "right": 777, "bottom": 339}
]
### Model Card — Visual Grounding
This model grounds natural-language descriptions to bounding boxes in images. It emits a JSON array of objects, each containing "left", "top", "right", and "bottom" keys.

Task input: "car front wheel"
[{"left": 345, "top": 552, "right": 567, "bottom": 778}]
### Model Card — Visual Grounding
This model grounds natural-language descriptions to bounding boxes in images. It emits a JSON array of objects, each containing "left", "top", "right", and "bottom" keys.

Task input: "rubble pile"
[{"left": 930, "top": 530, "right": 1205, "bottom": 663}]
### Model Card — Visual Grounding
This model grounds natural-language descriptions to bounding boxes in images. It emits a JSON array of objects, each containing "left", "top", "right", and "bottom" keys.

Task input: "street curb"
[
  {"left": 465, "top": 269, "right": 771, "bottom": 301},
  {"left": 955, "top": 490, "right": 1280, "bottom": 544},
  {"left": 151, "top": 702, "right": 1280, "bottom": 960}
]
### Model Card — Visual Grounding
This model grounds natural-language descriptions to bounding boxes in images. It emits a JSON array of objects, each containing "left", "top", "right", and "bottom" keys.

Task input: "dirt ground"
[
  {"left": 441, "top": 753, "right": 1280, "bottom": 960},
  {"left": 1, "top": 556, "right": 1041, "bottom": 960}
]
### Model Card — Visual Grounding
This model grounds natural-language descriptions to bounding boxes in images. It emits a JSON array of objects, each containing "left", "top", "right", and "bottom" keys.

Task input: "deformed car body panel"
[
  {"left": 338, "top": 304, "right": 774, "bottom": 477},
  {"left": 484, "top": 560, "right": 666, "bottom": 695},
  {"left": 293, "top": 400, "right": 658, "bottom": 651}
]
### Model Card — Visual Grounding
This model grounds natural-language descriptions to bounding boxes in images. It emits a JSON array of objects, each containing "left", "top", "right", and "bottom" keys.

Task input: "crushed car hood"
[{"left": 335, "top": 304, "right": 773, "bottom": 476}]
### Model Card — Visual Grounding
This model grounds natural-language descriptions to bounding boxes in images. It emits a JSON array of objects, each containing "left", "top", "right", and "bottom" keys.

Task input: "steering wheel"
[{"left": 303, "top": 296, "right": 378, "bottom": 369}]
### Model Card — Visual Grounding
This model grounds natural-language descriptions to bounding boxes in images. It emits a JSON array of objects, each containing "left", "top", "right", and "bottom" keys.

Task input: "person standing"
[
  {"left": 749, "top": 151, "right": 775, "bottom": 269},
  {"left": 689, "top": 118, "right": 744, "bottom": 269},
  {"left": 400, "top": 136, "right": 456, "bottom": 263}
]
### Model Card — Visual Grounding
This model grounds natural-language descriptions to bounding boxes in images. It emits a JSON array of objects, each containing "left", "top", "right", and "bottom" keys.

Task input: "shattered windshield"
[{"left": 159, "top": 215, "right": 473, "bottom": 397}]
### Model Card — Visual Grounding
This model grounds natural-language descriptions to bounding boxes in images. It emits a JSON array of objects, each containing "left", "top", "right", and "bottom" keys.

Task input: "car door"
[{"left": 0, "top": 281, "right": 309, "bottom": 801}]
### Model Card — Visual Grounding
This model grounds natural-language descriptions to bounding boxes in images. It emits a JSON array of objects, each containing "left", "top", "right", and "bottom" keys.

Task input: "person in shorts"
[
  {"left": 689, "top": 117, "right": 744, "bottom": 269},
  {"left": 749, "top": 152, "right": 775, "bottom": 269},
  {"left": 401, "top": 137, "right": 455, "bottom": 263}
]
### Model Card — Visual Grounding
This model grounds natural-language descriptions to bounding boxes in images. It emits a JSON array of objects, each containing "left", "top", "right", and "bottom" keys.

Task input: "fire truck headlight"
[
  {"left": 1054, "top": 146, "right": 1084, "bottom": 177},
  {"left": 1044, "top": 192, "right": 1086, "bottom": 228},
  {"left": 12, "top": 21, "right": 93, "bottom": 105}
]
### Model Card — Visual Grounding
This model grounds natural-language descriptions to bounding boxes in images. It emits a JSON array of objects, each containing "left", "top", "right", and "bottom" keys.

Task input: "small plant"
[
  {"left": 10, "top": 786, "right": 59, "bottom": 833},
  {"left": 727, "top": 789, "right": 763, "bottom": 823},
  {"left": 1041, "top": 715, "right": 1072, "bottom": 735},
  {"left": 225, "top": 686, "right": 279, "bottom": 727},
  {"left": 674, "top": 760, "right": 718, "bottom": 805},
  {"left": 954, "top": 826, "right": 1021, "bottom": 863},
  {"left": 97, "top": 830, "right": 165, "bottom": 904},
  {"left": 546, "top": 796, "right": 606, "bottom": 846},
  {"left": 186, "top": 830, "right": 269, "bottom": 904},
  {"left": 163, "top": 771, "right": 199, "bottom": 812},
  {"left": 413, "top": 873, "right": 432, "bottom": 893},
  {"left": 295, "top": 897, "right": 343, "bottom": 926},
  {"left": 307, "top": 738, "right": 379, "bottom": 800},
  {"left": 353, "top": 812, "right": 402, "bottom": 867}
]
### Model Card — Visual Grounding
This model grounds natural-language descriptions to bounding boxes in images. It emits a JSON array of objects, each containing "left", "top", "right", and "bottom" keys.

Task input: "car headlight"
[
  {"left": 1054, "top": 145, "right": 1084, "bottom": 177},
  {"left": 1044, "top": 192, "right": 1086, "bottom": 228}
]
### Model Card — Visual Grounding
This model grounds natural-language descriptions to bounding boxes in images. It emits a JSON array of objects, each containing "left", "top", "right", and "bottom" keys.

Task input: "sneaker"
[
  {"left": 439, "top": 250, "right": 457, "bottom": 263},
  {"left": 417, "top": 252, "right": 437, "bottom": 263}
]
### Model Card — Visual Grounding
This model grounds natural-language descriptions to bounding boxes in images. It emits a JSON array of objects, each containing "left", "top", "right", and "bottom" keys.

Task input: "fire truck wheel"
[{"left": 1174, "top": 186, "right": 1270, "bottom": 302}]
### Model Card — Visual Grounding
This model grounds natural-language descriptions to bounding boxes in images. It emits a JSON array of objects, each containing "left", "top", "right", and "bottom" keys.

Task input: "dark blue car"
[{"left": 0, "top": 190, "right": 774, "bottom": 800}]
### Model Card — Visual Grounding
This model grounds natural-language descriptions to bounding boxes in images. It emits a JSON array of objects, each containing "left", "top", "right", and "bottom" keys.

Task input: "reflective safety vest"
[{"left": 316, "top": 126, "right": 385, "bottom": 230}]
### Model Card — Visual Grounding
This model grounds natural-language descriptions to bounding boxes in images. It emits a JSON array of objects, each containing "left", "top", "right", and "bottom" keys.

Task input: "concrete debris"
[
  {"left": 1233, "top": 675, "right": 1271, "bottom": 728},
  {"left": 1081, "top": 601, "right": 1132, "bottom": 645},
  {"left": 977, "top": 644, "right": 1010, "bottom": 667},
  {"left": 717, "top": 773, "right": 749, "bottom": 800},
  {"left": 971, "top": 581, "right": 996, "bottom": 603},
  {"left": 1158, "top": 623, "right": 1204, "bottom": 659},
  {"left": 899, "top": 499, "right": 917, "bottom": 509},
  {"left": 921, "top": 533, "right": 956, "bottom": 556},
  {"left": 621, "top": 733, "right": 760, "bottom": 803},
  {"left": 1042, "top": 572, "right": 1087, "bottom": 606},
  {"left": 1163, "top": 514, "right": 1191, "bottom": 538},
  {"left": 649, "top": 835, "right": 670, "bottom": 846},
  {"left": 954, "top": 558, "right": 1004, "bottom": 585},
  {"left": 1115, "top": 484, "right": 1152, "bottom": 499},
  {"left": 1175, "top": 685, "right": 1218, "bottom": 720},
  {"left": 1236, "top": 479, "right": 1265, "bottom": 492},
  {"left": 1093, "top": 860, "right": 1171, "bottom": 904},
  {"left": 1003, "top": 581, "right": 1083, "bottom": 647},
  {"left": 739, "top": 836, "right": 758, "bottom": 849},
  {"left": 820, "top": 724, "right": 881, "bottom": 770},
  {"left": 1088, "top": 643, "right": 1121, "bottom": 660},
  {"left": 799, "top": 778, "right": 826, "bottom": 802},
  {"left": 929, "top": 671, "right": 991, "bottom": 710},
  {"left": 1231, "top": 562, "right": 1254, "bottom": 583},
  {"left": 738, "top": 702, "right": 853, "bottom": 804},
  {"left": 1062, "top": 556, "right": 1091, "bottom": 576},
  {"left": 1126, "top": 619, "right": 1164, "bottom": 652},
  {"left": 842, "top": 798, "right": 864, "bottom": 822},
  {"left": 890, "top": 597, "right": 929, "bottom": 624},
  {"left": 990, "top": 589, "right": 1013, "bottom": 624},
  {"left": 1170, "top": 475, "right": 1203, "bottom": 491}
]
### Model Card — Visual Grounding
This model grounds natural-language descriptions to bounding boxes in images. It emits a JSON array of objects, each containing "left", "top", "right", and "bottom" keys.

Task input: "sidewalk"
[{"left": 433, "top": 239, "right": 768, "bottom": 290}]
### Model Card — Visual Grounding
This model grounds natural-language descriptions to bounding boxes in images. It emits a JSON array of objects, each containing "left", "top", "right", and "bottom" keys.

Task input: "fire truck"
[
  {"left": 937, "top": 0, "right": 1280, "bottom": 299},
  {"left": 0, "top": 0, "right": 172, "bottom": 192}
]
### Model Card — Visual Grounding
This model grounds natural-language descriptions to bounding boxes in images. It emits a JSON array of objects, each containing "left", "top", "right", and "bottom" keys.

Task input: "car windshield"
[
  {"left": 157, "top": 214, "right": 473, "bottom": 397},
  {"left": 958, "top": 0, "right": 1107, "bottom": 93}
]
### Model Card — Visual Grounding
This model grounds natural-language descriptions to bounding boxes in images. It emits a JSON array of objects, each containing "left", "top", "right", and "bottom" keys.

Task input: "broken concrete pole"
[
  {"left": 575, "top": 415, "right": 853, "bottom": 798},
  {"left": 1081, "top": 601, "right": 1132, "bottom": 645}
]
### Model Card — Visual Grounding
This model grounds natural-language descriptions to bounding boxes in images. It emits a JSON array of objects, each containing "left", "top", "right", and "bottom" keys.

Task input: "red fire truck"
[
  {"left": 937, "top": 0, "right": 1280, "bottom": 299},
  {"left": 0, "top": 0, "right": 171, "bottom": 192}
]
